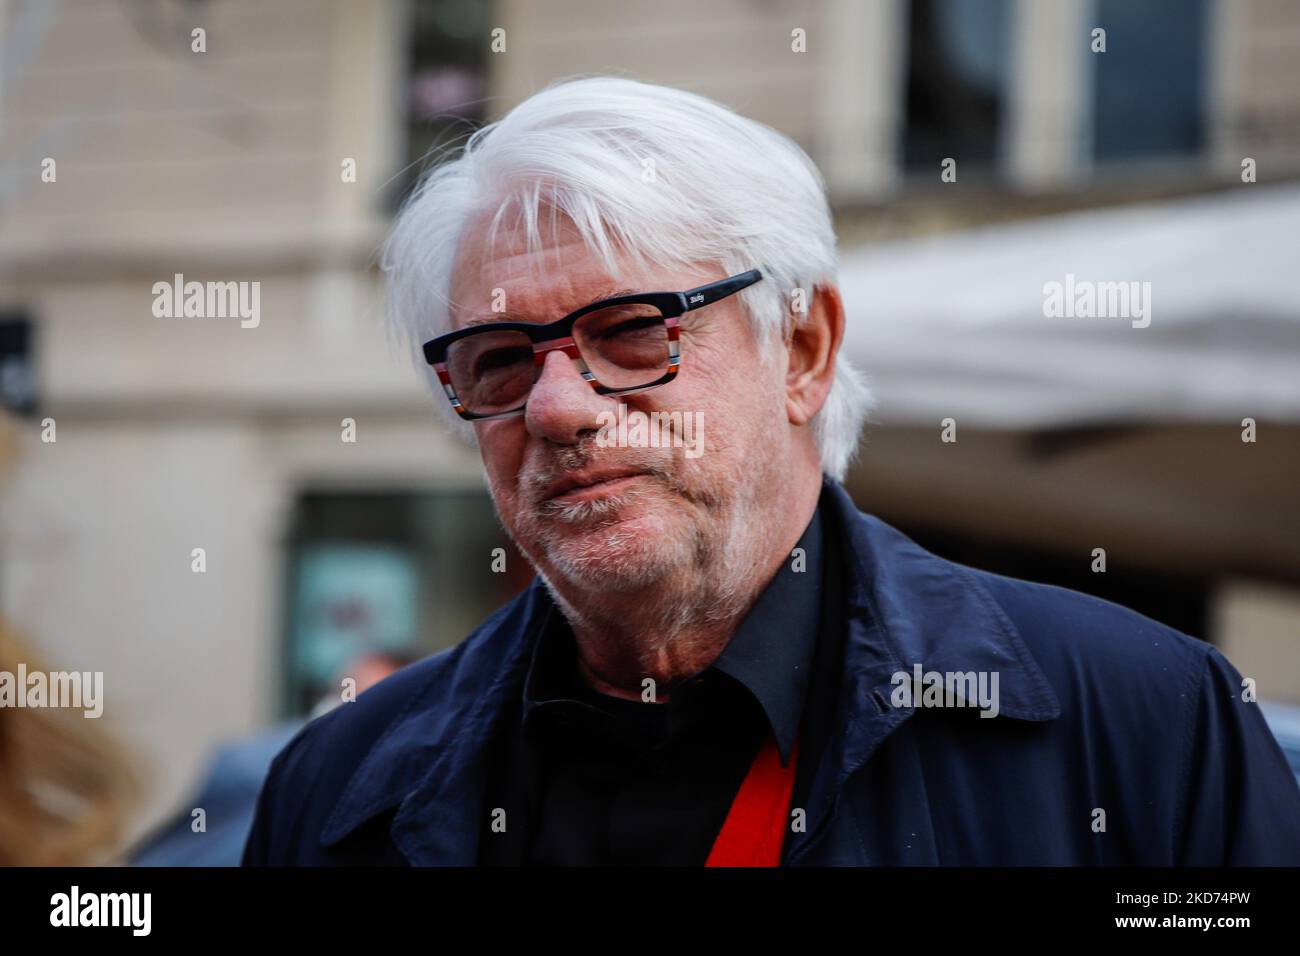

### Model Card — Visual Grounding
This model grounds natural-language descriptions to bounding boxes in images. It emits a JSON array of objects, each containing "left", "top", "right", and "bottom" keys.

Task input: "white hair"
[{"left": 381, "top": 75, "right": 873, "bottom": 480}]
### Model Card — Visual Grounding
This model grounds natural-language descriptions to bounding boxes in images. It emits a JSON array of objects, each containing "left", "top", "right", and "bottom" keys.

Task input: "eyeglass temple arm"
[{"left": 682, "top": 269, "right": 763, "bottom": 310}]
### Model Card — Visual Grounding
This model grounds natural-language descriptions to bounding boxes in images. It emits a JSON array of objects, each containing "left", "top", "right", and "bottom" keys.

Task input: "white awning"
[{"left": 838, "top": 184, "right": 1300, "bottom": 427}]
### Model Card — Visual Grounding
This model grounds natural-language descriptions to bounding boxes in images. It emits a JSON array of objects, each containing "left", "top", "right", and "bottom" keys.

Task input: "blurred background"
[{"left": 1, "top": 0, "right": 1298, "bottom": 863}]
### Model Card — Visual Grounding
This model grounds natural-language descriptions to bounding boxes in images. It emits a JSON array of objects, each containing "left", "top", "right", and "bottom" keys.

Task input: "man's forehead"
[
  {"left": 449, "top": 215, "right": 642, "bottom": 325},
  {"left": 450, "top": 263, "right": 634, "bottom": 327}
]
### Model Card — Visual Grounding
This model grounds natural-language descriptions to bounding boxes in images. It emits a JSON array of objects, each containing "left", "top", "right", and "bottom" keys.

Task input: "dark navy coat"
[{"left": 244, "top": 481, "right": 1300, "bottom": 865}]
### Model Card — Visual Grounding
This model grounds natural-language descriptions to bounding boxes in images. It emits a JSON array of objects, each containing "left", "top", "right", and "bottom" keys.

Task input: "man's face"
[{"left": 448, "top": 214, "right": 790, "bottom": 598}]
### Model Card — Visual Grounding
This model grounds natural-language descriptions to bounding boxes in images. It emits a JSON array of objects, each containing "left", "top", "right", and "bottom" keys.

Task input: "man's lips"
[{"left": 541, "top": 467, "right": 649, "bottom": 503}]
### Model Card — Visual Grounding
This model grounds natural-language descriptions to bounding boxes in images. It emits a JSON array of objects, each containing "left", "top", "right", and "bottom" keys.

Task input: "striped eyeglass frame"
[{"left": 422, "top": 269, "right": 764, "bottom": 421}]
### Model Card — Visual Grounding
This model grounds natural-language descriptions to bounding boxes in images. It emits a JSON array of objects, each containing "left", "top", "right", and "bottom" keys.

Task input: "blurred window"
[
  {"left": 903, "top": 0, "right": 1012, "bottom": 175},
  {"left": 282, "top": 489, "right": 529, "bottom": 716},
  {"left": 0, "top": 313, "right": 36, "bottom": 417},
  {"left": 390, "top": 0, "right": 494, "bottom": 209},
  {"left": 1090, "top": 0, "right": 1208, "bottom": 163}
]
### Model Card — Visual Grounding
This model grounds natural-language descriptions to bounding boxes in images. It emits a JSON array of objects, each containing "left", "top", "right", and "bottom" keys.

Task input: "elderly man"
[{"left": 244, "top": 77, "right": 1300, "bottom": 866}]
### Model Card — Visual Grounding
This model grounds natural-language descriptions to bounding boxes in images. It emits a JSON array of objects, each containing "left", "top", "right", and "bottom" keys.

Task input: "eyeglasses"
[{"left": 422, "top": 269, "right": 763, "bottom": 421}]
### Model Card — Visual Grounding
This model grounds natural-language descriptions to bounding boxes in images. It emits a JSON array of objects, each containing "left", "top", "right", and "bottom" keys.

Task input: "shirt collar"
[{"left": 709, "top": 499, "right": 824, "bottom": 763}]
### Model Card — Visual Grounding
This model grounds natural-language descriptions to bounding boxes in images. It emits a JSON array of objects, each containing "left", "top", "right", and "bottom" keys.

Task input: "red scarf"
[{"left": 705, "top": 732, "right": 799, "bottom": 867}]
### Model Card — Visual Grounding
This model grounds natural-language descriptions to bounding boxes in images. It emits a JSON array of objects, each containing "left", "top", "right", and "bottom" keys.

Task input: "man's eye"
[
  {"left": 595, "top": 316, "right": 661, "bottom": 339},
  {"left": 474, "top": 347, "right": 530, "bottom": 376}
]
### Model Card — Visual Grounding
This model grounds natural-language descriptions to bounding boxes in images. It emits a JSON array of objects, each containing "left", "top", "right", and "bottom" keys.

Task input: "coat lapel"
[
  {"left": 319, "top": 581, "right": 546, "bottom": 864},
  {"left": 387, "top": 635, "right": 534, "bottom": 865},
  {"left": 785, "top": 482, "right": 1060, "bottom": 865}
]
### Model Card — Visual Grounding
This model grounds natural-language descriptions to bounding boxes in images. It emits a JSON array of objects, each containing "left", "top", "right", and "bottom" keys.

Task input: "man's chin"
[{"left": 532, "top": 501, "right": 690, "bottom": 591}]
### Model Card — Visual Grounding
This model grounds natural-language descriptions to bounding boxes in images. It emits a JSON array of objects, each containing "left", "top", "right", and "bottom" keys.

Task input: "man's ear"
[{"left": 786, "top": 284, "right": 845, "bottom": 427}]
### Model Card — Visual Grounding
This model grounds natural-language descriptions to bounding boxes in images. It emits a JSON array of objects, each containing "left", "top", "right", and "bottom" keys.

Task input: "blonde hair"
[{"left": 0, "top": 620, "right": 140, "bottom": 865}]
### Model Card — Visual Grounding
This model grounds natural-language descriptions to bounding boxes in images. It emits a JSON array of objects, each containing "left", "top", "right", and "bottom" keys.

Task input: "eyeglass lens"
[{"left": 444, "top": 303, "right": 670, "bottom": 416}]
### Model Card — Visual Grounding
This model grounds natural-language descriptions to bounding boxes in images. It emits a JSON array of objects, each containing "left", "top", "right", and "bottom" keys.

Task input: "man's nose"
[{"left": 524, "top": 348, "right": 612, "bottom": 444}]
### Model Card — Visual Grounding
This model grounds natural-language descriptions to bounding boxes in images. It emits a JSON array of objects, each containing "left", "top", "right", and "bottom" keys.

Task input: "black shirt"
[{"left": 477, "top": 487, "right": 846, "bottom": 866}]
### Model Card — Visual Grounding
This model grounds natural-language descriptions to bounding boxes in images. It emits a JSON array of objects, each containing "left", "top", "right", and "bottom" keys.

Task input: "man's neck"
[{"left": 547, "top": 477, "right": 823, "bottom": 702}]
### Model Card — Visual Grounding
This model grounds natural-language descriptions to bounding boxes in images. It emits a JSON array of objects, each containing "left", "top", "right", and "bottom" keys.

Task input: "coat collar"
[
  {"left": 319, "top": 478, "right": 1060, "bottom": 864},
  {"left": 824, "top": 478, "right": 1060, "bottom": 725}
]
